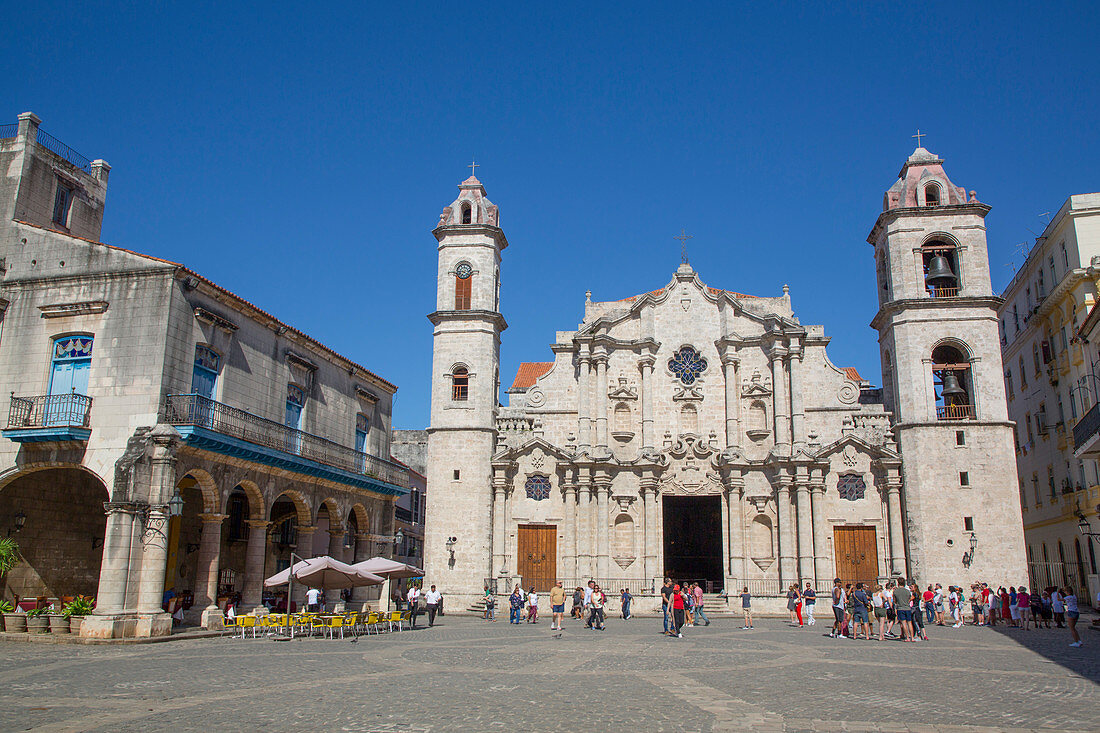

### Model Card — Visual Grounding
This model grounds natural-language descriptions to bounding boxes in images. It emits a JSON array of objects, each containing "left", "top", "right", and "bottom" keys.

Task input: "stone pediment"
[
  {"left": 657, "top": 434, "right": 722, "bottom": 496},
  {"left": 811, "top": 433, "right": 897, "bottom": 462},
  {"left": 491, "top": 436, "right": 573, "bottom": 464},
  {"left": 741, "top": 369, "right": 772, "bottom": 396},
  {"left": 607, "top": 375, "right": 638, "bottom": 401}
]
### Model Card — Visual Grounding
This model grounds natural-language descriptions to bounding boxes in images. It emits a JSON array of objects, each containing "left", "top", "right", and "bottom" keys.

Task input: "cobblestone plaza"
[{"left": 1, "top": 617, "right": 1095, "bottom": 732}]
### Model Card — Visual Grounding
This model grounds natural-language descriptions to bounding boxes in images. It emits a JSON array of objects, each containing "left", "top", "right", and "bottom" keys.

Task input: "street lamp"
[
  {"left": 393, "top": 529, "right": 405, "bottom": 557},
  {"left": 167, "top": 490, "right": 185, "bottom": 518},
  {"left": 1076, "top": 505, "right": 1100, "bottom": 539},
  {"left": 13, "top": 511, "right": 26, "bottom": 532}
]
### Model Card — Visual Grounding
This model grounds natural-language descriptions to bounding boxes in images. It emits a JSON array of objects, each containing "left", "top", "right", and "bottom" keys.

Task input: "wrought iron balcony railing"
[
  {"left": 164, "top": 394, "right": 409, "bottom": 489},
  {"left": 936, "top": 403, "right": 975, "bottom": 420},
  {"left": 7, "top": 393, "right": 92, "bottom": 429},
  {"left": 1072, "top": 402, "right": 1100, "bottom": 451}
]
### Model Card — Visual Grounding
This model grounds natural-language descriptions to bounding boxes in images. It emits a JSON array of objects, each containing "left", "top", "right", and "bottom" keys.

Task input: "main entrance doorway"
[
  {"left": 517, "top": 524, "right": 557, "bottom": 591},
  {"left": 662, "top": 496, "right": 723, "bottom": 590},
  {"left": 834, "top": 526, "right": 879, "bottom": 587}
]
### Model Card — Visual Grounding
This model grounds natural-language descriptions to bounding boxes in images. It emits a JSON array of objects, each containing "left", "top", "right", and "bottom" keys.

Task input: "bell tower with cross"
[{"left": 867, "top": 139, "right": 1026, "bottom": 587}]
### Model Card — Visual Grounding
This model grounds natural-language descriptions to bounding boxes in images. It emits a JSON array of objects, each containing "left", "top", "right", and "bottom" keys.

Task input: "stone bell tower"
[
  {"left": 869, "top": 145, "right": 1026, "bottom": 585},
  {"left": 424, "top": 174, "right": 507, "bottom": 607}
]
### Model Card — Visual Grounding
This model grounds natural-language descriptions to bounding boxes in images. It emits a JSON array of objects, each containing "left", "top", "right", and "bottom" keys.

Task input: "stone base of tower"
[{"left": 897, "top": 424, "right": 1027, "bottom": 586}]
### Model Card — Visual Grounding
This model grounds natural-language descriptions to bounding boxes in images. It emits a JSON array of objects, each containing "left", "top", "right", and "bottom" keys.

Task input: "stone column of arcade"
[
  {"left": 352, "top": 533, "right": 372, "bottom": 604},
  {"left": 241, "top": 520, "right": 270, "bottom": 611},
  {"left": 83, "top": 504, "right": 137, "bottom": 638},
  {"left": 134, "top": 426, "right": 179, "bottom": 636},
  {"left": 195, "top": 513, "right": 226, "bottom": 629},
  {"left": 292, "top": 526, "right": 316, "bottom": 610}
]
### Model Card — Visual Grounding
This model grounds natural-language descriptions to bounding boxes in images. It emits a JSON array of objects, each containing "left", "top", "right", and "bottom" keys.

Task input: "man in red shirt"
[
  {"left": 922, "top": 585, "right": 935, "bottom": 625},
  {"left": 980, "top": 583, "right": 994, "bottom": 626}
]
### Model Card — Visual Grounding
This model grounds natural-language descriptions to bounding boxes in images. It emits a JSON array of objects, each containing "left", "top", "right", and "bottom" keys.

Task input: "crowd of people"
[{"left": 477, "top": 576, "right": 1090, "bottom": 647}]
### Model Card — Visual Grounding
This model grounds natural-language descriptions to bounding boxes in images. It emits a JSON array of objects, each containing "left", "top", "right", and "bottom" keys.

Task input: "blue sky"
[{"left": 5, "top": 2, "right": 1098, "bottom": 428}]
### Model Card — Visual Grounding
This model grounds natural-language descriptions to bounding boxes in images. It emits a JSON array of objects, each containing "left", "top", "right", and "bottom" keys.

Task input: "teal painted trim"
[
  {"left": 174, "top": 425, "right": 409, "bottom": 496},
  {"left": 2, "top": 427, "right": 92, "bottom": 443}
]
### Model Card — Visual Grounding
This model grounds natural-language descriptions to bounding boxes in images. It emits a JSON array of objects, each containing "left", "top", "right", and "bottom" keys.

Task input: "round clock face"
[{"left": 456, "top": 262, "right": 473, "bottom": 280}]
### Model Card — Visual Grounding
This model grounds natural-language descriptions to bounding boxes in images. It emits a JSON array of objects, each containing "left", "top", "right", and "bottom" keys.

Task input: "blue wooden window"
[
  {"left": 285, "top": 384, "right": 305, "bottom": 454},
  {"left": 355, "top": 413, "right": 370, "bottom": 452},
  {"left": 191, "top": 345, "right": 220, "bottom": 399},
  {"left": 49, "top": 336, "right": 93, "bottom": 396}
]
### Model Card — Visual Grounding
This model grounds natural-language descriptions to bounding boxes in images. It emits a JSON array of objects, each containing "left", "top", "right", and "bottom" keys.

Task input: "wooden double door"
[
  {"left": 833, "top": 526, "right": 879, "bottom": 587},
  {"left": 517, "top": 524, "right": 557, "bottom": 592}
]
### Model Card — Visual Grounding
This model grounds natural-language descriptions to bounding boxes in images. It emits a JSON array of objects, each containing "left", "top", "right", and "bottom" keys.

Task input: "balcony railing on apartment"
[
  {"left": 1072, "top": 402, "right": 1100, "bottom": 450},
  {"left": 6, "top": 393, "right": 92, "bottom": 429},
  {"left": 936, "top": 404, "right": 975, "bottom": 420},
  {"left": 164, "top": 394, "right": 409, "bottom": 489}
]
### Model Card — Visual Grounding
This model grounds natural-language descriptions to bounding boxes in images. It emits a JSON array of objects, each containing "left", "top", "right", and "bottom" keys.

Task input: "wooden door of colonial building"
[
  {"left": 517, "top": 524, "right": 557, "bottom": 592},
  {"left": 834, "top": 526, "right": 879, "bottom": 587}
]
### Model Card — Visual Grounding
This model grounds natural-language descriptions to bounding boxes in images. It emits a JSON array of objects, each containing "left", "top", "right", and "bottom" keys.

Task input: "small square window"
[
  {"left": 453, "top": 469, "right": 460, "bottom": 481},
  {"left": 959, "top": 471, "right": 970, "bottom": 486},
  {"left": 955, "top": 430, "right": 965, "bottom": 446},
  {"left": 963, "top": 516, "right": 974, "bottom": 532}
]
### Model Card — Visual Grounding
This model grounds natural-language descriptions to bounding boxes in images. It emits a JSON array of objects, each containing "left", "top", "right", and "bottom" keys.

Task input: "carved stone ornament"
[
  {"left": 837, "top": 380, "right": 859, "bottom": 405},
  {"left": 741, "top": 369, "right": 772, "bottom": 396},
  {"left": 527, "top": 388, "right": 547, "bottom": 408},
  {"left": 842, "top": 445, "right": 858, "bottom": 467},
  {"left": 608, "top": 375, "right": 638, "bottom": 400},
  {"left": 613, "top": 555, "right": 636, "bottom": 569},
  {"left": 658, "top": 435, "right": 722, "bottom": 495},
  {"left": 613, "top": 495, "right": 635, "bottom": 514},
  {"left": 39, "top": 300, "right": 109, "bottom": 318}
]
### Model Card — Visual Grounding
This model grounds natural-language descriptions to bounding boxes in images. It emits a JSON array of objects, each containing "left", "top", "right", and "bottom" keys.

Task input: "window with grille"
[
  {"left": 52, "top": 179, "right": 73, "bottom": 226},
  {"left": 525, "top": 475, "right": 551, "bottom": 501},
  {"left": 837, "top": 474, "right": 865, "bottom": 501}
]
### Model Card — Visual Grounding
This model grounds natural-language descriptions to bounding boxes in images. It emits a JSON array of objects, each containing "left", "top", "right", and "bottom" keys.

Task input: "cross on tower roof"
[
  {"left": 912, "top": 129, "right": 926, "bottom": 148},
  {"left": 674, "top": 229, "right": 694, "bottom": 265},
  {"left": 468, "top": 158, "right": 479, "bottom": 177}
]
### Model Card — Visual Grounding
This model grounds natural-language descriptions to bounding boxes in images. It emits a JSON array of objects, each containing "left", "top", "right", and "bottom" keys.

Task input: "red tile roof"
[
  {"left": 842, "top": 367, "right": 863, "bottom": 382},
  {"left": 511, "top": 362, "right": 554, "bottom": 390}
]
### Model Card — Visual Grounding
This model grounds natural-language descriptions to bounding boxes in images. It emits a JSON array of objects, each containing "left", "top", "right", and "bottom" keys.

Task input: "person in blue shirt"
[{"left": 802, "top": 582, "right": 817, "bottom": 626}]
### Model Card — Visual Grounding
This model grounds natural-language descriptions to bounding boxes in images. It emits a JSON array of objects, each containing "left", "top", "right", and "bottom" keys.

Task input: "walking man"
[
  {"left": 424, "top": 584, "right": 442, "bottom": 627},
  {"left": 692, "top": 583, "right": 710, "bottom": 626},
  {"left": 660, "top": 577, "right": 673, "bottom": 635},
  {"left": 406, "top": 584, "right": 421, "bottom": 629},
  {"left": 549, "top": 581, "right": 567, "bottom": 631}
]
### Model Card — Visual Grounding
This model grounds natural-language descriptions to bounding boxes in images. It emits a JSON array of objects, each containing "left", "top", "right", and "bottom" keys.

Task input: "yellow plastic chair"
[
  {"left": 236, "top": 615, "right": 257, "bottom": 638},
  {"left": 366, "top": 612, "right": 381, "bottom": 635},
  {"left": 323, "top": 615, "right": 348, "bottom": 639},
  {"left": 387, "top": 610, "right": 405, "bottom": 632}
]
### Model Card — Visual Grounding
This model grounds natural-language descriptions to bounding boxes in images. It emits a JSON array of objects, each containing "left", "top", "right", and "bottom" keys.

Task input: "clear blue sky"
[{"left": 5, "top": 2, "right": 1097, "bottom": 429}]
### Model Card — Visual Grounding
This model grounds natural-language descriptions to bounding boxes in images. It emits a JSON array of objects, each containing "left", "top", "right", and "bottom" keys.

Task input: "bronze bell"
[
  {"left": 925, "top": 254, "right": 956, "bottom": 288},
  {"left": 939, "top": 371, "right": 967, "bottom": 403}
]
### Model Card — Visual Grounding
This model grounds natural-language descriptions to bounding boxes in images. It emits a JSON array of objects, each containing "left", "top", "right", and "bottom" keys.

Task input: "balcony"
[
  {"left": 164, "top": 394, "right": 409, "bottom": 495},
  {"left": 936, "top": 404, "right": 975, "bottom": 420},
  {"left": 2, "top": 393, "right": 92, "bottom": 442},
  {"left": 1072, "top": 402, "right": 1100, "bottom": 459},
  {"left": 928, "top": 286, "right": 959, "bottom": 298}
]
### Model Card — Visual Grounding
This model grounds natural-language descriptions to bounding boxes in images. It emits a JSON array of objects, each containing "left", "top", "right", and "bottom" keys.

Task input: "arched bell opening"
[
  {"left": 922, "top": 240, "right": 959, "bottom": 297},
  {"left": 932, "top": 343, "right": 974, "bottom": 420}
]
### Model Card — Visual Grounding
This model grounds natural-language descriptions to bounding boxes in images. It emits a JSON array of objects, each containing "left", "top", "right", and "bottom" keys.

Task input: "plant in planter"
[
  {"left": 47, "top": 604, "right": 68, "bottom": 634},
  {"left": 0, "top": 599, "right": 12, "bottom": 632},
  {"left": 62, "top": 596, "right": 95, "bottom": 635},
  {"left": 0, "top": 539, "right": 22, "bottom": 632},
  {"left": 25, "top": 606, "right": 50, "bottom": 633},
  {"left": 2, "top": 599, "right": 26, "bottom": 633}
]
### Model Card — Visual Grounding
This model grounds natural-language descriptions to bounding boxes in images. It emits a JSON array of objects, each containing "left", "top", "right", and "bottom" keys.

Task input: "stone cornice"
[
  {"left": 39, "top": 300, "right": 109, "bottom": 318},
  {"left": 870, "top": 295, "right": 1003, "bottom": 331},
  {"left": 432, "top": 223, "right": 509, "bottom": 250},
  {"left": 427, "top": 309, "right": 508, "bottom": 331},
  {"left": 867, "top": 202, "right": 992, "bottom": 244}
]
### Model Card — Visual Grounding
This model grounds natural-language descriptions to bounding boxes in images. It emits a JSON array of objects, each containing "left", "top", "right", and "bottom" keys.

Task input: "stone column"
[
  {"left": 578, "top": 347, "right": 592, "bottom": 452},
  {"left": 92, "top": 504, "right": 136, "bottom": 615},
  {"left": 595, "top": 481, "right": 610, "bottom": 578},
  {"left": 328, "top": 524, "right": 345, "bottom": 559},
  {"left": 241, "top": 520, "right": 269, "bottom": 611},
  {"left": 885, "top": 480, "right": 906, "bottom": 576},
  {"left": 563, "top": 484, "right": 578, "bottom": 580},
  {"left": 291, "top": 526, "right": 316, "bottom": 609},
  {"left": 789, "top": 344, "right": 806, "bottom": 451},
  {"left": 352, "top": 533, "right": 372, "bottom": 603},
  {"left": 492, "top": 476, "right": 508, "bottom": 577},
  {"left": 639, "top": 355, "right": 656, "bottom": 451},
  {"left": 594, "top": 352, "right": 609, "bottom": 452},
  {"left": 810, "top": 481, "right": 830, "bottom": 583},
  {"left": 726, "top": 482, "right": 744, "bottom": 582},
  {"left": 582, "top": 482, "right": 596, "bottom": 577},
  {"left": 136, "top": 509, "right": 170, "bottom": 615},
  {"left": 795, "top": 483, "right": 814, "bottom": 582},
  {"left": 775, "top": 481, "right": 796, "bottom": 584},
  {"left": 640, "top": 483, "right": 657, "bottom": 584},
  {"left": 722, "top": 356, "right": 741, "bottom": 449},
  {"left": 771, "top": 346, "right": 790, "bottom": 452},
  {"left": 195, "top": 513, "right": 226, "bottom": 629}
]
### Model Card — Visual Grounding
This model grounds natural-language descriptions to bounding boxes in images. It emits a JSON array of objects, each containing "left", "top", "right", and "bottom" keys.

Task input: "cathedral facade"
[{"left": 424, "top": 150, "right": 1027, "bottom": 610}]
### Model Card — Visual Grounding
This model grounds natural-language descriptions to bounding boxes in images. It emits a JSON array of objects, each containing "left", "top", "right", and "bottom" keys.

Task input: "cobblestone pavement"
[{"left": 0, "top": 617, "right": 1096, "bottom": 732}]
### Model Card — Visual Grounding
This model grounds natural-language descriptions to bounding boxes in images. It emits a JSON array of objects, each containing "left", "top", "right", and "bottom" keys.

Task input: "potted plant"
[
  {"left": 62, "top": 596, "right": 95, "bottom": 635},
  {"left": 47, "top": 603, "right": 68, "bottom": 634},
  {"left": 0, "top": 538, "right": 20, "bottom": 632},
  {"left": 25, "top": 606, "right": 49, "bottom": 633},
  {"left": 0, "top": 599, "right": 14, "bottom": 632}
]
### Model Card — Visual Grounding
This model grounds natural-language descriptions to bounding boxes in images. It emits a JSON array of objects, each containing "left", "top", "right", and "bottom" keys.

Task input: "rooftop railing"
[
  {"left": 7, "top": 393, "right": 92, "bottom": 429},
  {"left": 164, "top": 393, "right": 409, "bottom": 489},
  {"left": 0, "top": 124, "right": 18, "bottom": 140},
  {"left": 35, "top": 128, "right": 92, "bottom": 172}
]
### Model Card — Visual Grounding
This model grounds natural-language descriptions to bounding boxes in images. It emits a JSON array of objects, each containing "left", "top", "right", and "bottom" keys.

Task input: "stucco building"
[
  {"left": 999, "top": 192, "right": 1100, "bottom": 603},
  {"left": 0, "top": 113, "right": 409, "bottom": 637},
  {"left": 424, "top": 147, "right": 1028, "bottom": 611}
]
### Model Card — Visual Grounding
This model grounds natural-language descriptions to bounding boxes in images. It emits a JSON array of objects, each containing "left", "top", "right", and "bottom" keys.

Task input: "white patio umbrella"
[
  {"left": 349, "top": 557, "right": 424, "bottom": 612},
  {"left": 264, "top": 556, "right": 384, "bottom": 589}
]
